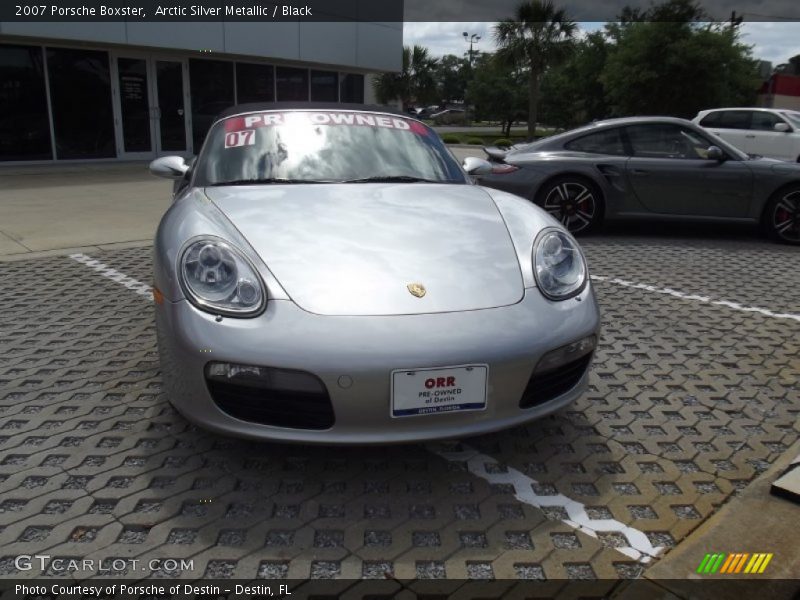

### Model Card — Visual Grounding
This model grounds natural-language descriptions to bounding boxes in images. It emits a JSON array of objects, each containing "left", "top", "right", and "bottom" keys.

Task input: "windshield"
[
  {"left": 193, "top": 110, "right": 468, "bottom": 186},
  {"left": 780, "top": 111, "right": 800, "bottom": 128}
]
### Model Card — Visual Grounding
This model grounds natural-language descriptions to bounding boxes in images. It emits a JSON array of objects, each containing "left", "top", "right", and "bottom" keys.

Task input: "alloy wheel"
[
  {"left": 543, "top": 182, "right": 597, "bottom": 234},
  {"left": 773, "top": 190, "right": 800, "bottom": 243}
]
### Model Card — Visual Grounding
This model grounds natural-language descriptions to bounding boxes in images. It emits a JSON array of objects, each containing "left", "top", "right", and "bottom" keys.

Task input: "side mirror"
[
  {"left": 463, "top": 156, "right": 493, "bottom": 175},
  {"left": 150, "top": 156, "right": 189, "bottom": 179},
  {"left": 774, "top": 122, "right": 791, "bottom": 133},
  {"left": 706, "top": 146, "right": 725, "bottom": 162}
]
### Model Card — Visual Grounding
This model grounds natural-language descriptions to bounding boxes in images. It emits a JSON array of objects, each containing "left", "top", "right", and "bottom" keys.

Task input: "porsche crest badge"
[{"left": 407, "top": 283, "right": 426, "bottom": 298}]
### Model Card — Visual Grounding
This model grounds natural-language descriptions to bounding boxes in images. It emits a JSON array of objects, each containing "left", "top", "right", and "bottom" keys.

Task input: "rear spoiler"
[{"left": 483, "top": 146, "right": 509, "bottom": 162}]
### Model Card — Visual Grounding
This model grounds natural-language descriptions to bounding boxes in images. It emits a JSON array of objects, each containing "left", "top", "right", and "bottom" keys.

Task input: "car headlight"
[
  {"left": 179, "top": 237, "right": 265, "bottom": 316},
  {"left": 533, "top": 229, "right": 587, "bottom": 300}
]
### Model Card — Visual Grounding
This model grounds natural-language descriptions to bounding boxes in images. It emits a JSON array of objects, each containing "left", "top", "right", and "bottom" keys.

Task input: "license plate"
[{"left": 391, "top": 365, "right": 488, "bottom": 418}]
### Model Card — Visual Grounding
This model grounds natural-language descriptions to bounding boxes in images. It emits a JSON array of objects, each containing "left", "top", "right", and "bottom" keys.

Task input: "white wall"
[{"left": 0, "top": 20, "right": 402, "bottom": 71}]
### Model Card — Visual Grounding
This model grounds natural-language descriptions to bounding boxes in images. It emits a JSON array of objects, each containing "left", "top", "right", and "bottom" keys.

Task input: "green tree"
[
  {"left": 601, "top": 0, "right": 760, "bottom": 117},
  {"left": 539, "top": 31, "right": 610, "bottom": 127},
  {"left": 466, "top": 53, "right": 528, "bottom": 136},
  {"left": 372, "top": 45, "right": 439, "bottom": 110},
  {"left": 494, "top": 0, "right": 577, "bottom": 137},
  {"left": 435, "top": 54, "right": 471, "bottom": 104}
]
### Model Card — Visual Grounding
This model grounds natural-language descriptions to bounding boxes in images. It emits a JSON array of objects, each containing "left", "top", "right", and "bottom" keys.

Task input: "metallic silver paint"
[
  {"left": 203, "top": 184, "right": 524, "bottom": 316},
  {"left": 155, "top": 288, "right": 599, "bottom": 444},
  {"left": 153, "top": 107, "right": 601, "bottom": 443}
]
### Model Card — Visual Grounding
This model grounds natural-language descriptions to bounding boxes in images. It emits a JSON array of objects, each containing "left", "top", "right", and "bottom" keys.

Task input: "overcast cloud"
[
  {"left": 402, "top": 0, "right": 800, "bottom": 22},
  {"left": 404, "top": 21, "right": 800, "bottom": 66}
]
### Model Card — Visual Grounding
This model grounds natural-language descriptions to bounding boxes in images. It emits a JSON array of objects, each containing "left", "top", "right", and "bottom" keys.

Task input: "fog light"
[
  {"left": 205, "top": 362, "right": 325, "bottom": 394},
  {"left": 534, "top": 335, "right": 596, "bottom": 374}
]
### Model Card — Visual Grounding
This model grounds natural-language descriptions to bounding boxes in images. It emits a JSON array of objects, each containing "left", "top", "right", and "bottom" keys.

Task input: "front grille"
[
  {"left": 519, "top": 354, "right": 592, "bottom": 409},
  {"left": 208, "top": 380, "right": 335, "bottom": 430}
]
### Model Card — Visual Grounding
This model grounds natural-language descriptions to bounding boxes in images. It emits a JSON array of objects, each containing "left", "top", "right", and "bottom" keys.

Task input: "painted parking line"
[
  {"left": 69, "top": 253, "right": 800, "bottom": 324},
  {"left": 591, "top": 275, "right": 800, "bottom": 323},
  {"left": 430, "top": 443, "right": 663, "bottom": 564},
  {"left": 69, "top": 253, "right": 153, "bottom": 299},
  {"left": 69, "top": 253, "right": 664, "bottom": 564}
]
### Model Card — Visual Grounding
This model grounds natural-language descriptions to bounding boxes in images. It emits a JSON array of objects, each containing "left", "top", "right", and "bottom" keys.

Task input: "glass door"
[
  {"left": 154, "top": 59, "right": 189, "bottom": 154},
  {"left": 113, "top": 56, "right": 155, "bottom": 160},
  {"left": 112, "top": 55, "right": 191, "bottom": 159}
]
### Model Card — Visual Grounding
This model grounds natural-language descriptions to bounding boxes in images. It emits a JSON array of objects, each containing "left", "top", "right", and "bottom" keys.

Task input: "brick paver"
[{"left": 0, "top": 235, "right": 798, "bottom": 582}]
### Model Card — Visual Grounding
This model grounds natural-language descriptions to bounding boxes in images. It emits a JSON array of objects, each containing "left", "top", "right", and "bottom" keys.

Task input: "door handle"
[
  {"left": 630, "top": 169, "right": 649, "bottom": 176},
  {"left": 745, "top": 134, "right": 755, "bottom": 138}
]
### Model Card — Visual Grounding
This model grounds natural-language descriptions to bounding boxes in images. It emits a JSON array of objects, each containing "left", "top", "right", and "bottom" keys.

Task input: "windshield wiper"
[
  {"left": 341, "top": 175, "right": 445, "bottom": 184},
  {"left": 207, "top": 178, "right": 331, "bottom": 186}
]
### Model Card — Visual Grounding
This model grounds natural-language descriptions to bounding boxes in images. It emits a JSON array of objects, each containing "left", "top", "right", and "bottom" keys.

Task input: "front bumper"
[{"left": 155, "top": 287, "right": 600, "bottom": 444}]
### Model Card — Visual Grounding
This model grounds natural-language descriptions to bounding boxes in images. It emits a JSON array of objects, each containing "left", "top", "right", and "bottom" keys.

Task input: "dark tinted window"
[
  {"left": 310, "top": 70, "right": 338, "bottom": 101},
  {"left": 564, "top": 128, "right": 626, "bottom": 155},
  {"left": 751, "top": 111, "right": 786, "bottom": 131},
  {"left": 47, "top": 47, "right": 115, "bottom": 159},
  {"left": 0, "top": 44, "right": 52, "bottom": 161},
  {"left": 698, "top": 112, "right": 722, "bottom": 127},
  {"left": 190, "top": 59, "right": 234, "bottom": 150},
  {"left": 276, "top": 67, "right": 308, "bottom": 101},
  {"left": 626, "top": 124, "right": 713, "bottom": 159},
  {"left": 236, "top": 62, "right": 274, "bottom": 103},
  {"left": 715, "top": 110, "right": 751, "bottom": 130},
  {"left": 340, "top": 73, "right": 364, "bottom": 103}
]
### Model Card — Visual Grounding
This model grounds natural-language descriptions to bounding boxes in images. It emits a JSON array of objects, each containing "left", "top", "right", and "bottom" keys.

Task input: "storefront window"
[
  {"left": 189, "top": 59, "right": 234, "bottom": 150},
  {"left": 310, "top": 70, "right": 338, "bottom": 101},
  {"left": 46, "top": 48, "right": 115, "bottom": 159},
  {"left": 340, "top": 73, "right": 365, "bottom": 103},
  {"left": 236, "top": 62, "right": 274, "bottom": 104},
  {"left": 0, "top": 44, "right": 52, "bottom": 161},
  {"left": 276, "top": 66, "right": 308, "bottom": 101}
]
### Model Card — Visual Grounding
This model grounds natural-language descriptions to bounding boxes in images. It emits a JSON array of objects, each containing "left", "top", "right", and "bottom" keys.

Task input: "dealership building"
[{"left": 0, "top": 20, "right": 402, "bottom": 163}]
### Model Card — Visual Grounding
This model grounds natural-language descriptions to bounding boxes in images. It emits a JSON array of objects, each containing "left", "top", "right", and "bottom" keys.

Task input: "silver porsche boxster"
[{"left": 149, "top": 103, "right": 600, "bottom": 444}]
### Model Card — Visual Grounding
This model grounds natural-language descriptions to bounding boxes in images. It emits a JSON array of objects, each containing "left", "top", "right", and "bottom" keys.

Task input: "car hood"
[{"left": 203, "top": 183, "right": 524, "bottom": 316}]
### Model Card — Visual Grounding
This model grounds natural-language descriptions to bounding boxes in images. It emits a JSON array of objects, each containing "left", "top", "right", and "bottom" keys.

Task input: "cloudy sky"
[{"left": 403, "top": 21, "right": 800, "bottom": 66}]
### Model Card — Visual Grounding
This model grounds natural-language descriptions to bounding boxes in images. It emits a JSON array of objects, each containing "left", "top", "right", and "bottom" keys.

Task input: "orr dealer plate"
[{"left": 391, "top": 365, "right": 489, "bottom": 418}]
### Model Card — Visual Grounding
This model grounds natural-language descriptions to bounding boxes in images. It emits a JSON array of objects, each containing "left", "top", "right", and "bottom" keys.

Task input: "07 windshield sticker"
[
  {"left": 222, "top": 112, "right": 428, "bottom": 147},
  {"left": 224, "top": 130, "right": 256, "bottom": 148}
]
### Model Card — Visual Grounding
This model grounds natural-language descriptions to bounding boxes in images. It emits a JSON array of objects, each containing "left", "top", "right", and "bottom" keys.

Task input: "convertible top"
[{"left": 218, "top": 102, "right": 407, "bottom": 120}]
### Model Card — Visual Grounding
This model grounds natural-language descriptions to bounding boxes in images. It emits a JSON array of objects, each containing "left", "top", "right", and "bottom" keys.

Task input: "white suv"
[{"left": 693, "top": 107, "right": 800, "bottom": 162}]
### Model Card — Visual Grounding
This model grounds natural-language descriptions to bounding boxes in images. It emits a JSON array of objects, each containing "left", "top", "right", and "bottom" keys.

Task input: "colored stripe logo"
[{"left": 696, "top": 552, "right": 773, "bottom": 574}]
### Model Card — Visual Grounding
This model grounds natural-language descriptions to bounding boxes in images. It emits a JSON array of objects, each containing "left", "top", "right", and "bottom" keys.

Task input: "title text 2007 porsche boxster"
[{"left": 149, "top": 103, "right": 600, "bottom": 444}]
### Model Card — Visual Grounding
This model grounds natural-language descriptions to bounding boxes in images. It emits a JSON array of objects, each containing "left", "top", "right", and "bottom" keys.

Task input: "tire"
[
  {"left": 536, "top": 176, "right": 604, "bottom": 234},
  {"left": 763, "top": 185, "right": 800, "bottom": 245}
]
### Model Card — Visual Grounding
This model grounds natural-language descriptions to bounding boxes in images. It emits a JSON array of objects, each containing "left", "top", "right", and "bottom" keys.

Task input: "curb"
[{"left": 771, "top": 452, "right": 800, "bottom": 502}]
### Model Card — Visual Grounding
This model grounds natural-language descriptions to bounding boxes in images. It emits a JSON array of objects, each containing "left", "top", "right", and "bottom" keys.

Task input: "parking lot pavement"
[
  {"left": 0, "top": 163, "right": 169, "bottom": 256},
  {"left": 0, "top": 234, "right": 798, "bottom": 585}
]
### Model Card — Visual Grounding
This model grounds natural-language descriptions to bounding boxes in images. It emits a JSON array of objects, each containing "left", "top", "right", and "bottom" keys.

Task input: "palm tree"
[
  {"left": 373, "top": 45, "right": 439, "bottom": 110},
  {"left": 494, "top": 0, "right": 577, "bottom": 137}
]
